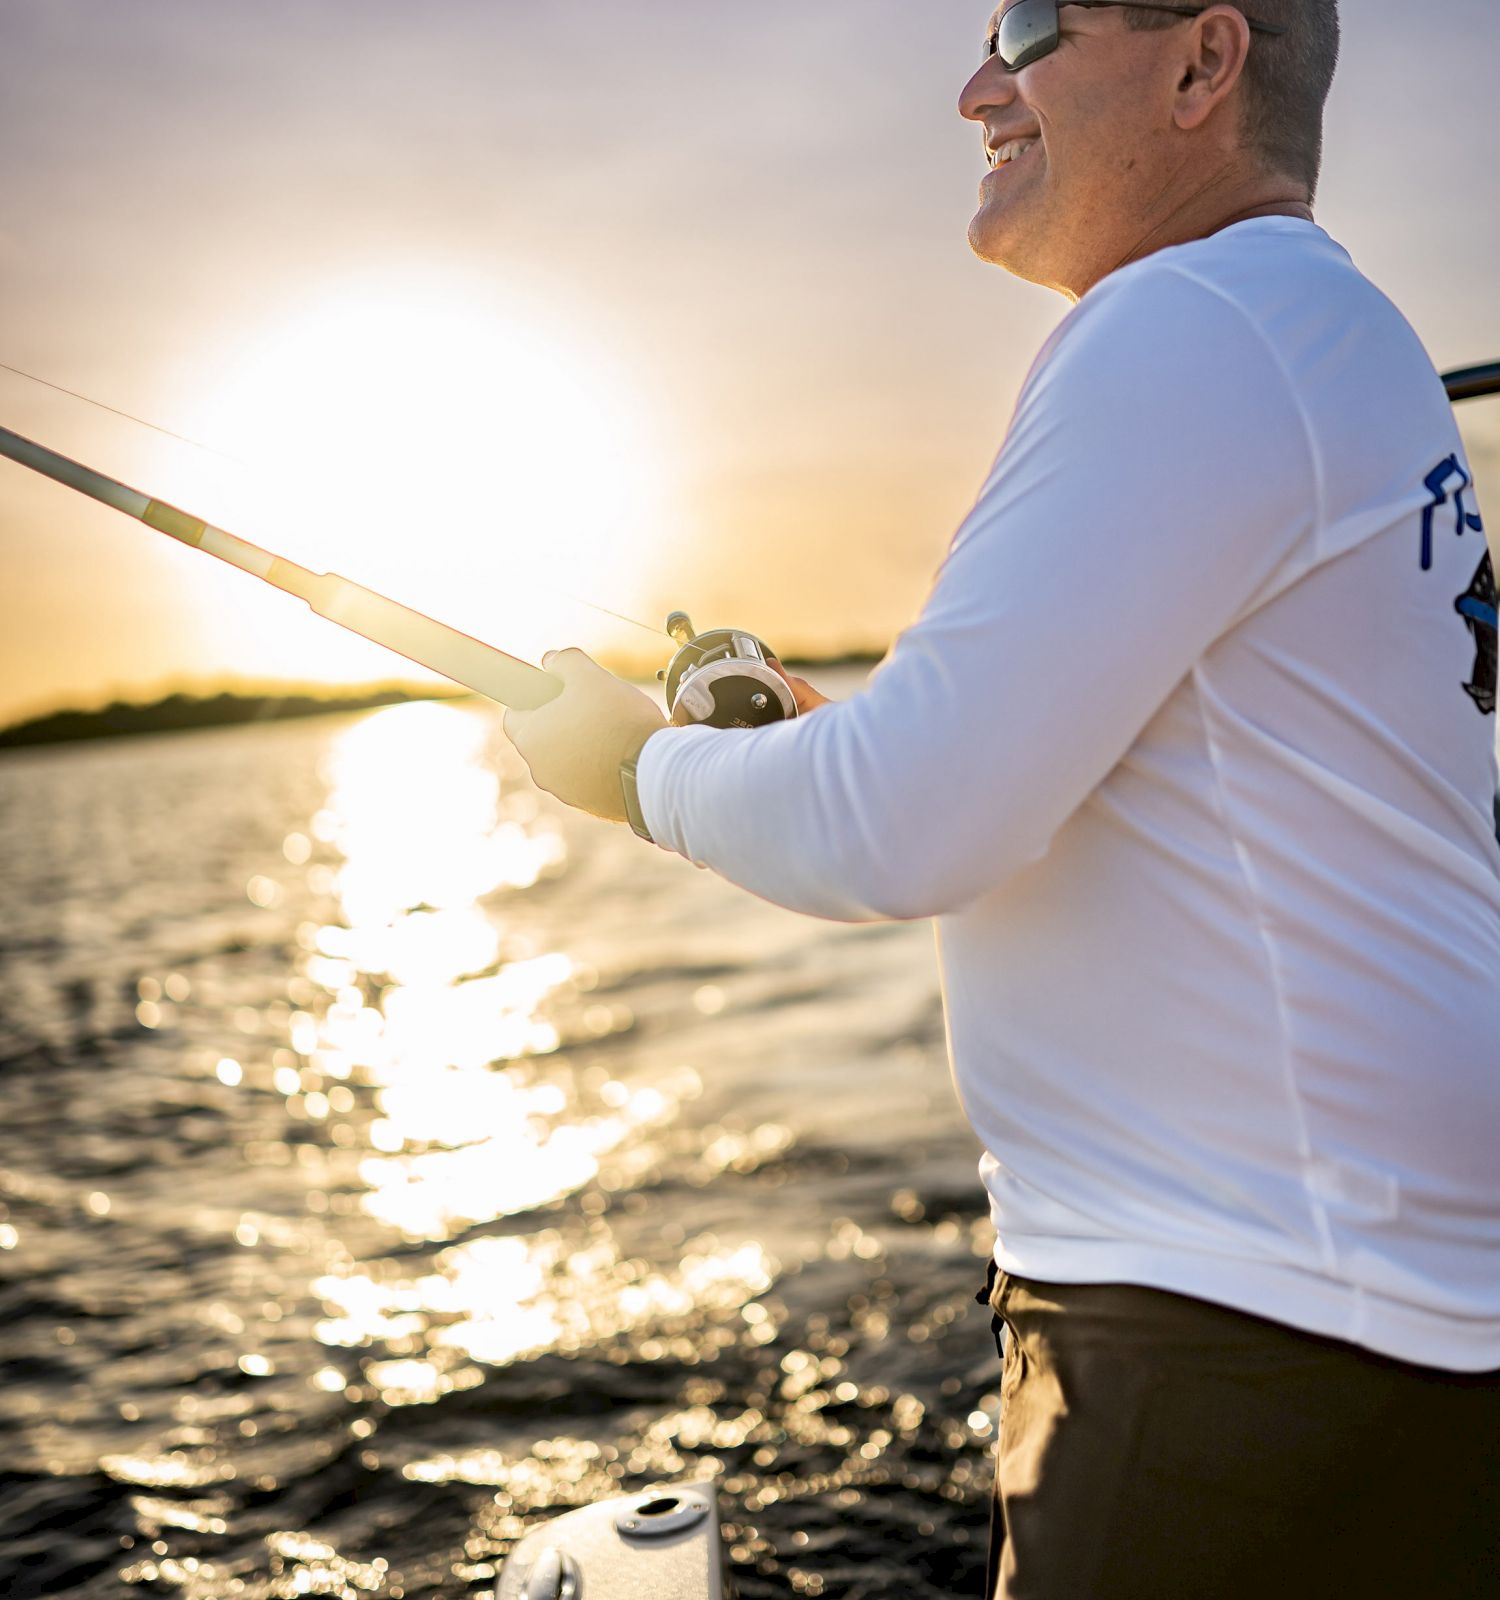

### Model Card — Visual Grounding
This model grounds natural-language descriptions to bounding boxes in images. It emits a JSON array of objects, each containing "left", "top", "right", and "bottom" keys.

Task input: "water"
[{"left": 0, "top": 694, "right": 999, "bottom": 1600}]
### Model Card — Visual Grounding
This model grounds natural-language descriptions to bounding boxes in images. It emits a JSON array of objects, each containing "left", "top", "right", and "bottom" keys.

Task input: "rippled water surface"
[{"left": 0, "top": 697, "right": 999, "bottom": 1599}]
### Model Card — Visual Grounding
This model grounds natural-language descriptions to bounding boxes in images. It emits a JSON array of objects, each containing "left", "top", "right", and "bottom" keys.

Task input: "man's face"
[{"left": 960, "top": 3, "right": 1186, "bottom": 295}]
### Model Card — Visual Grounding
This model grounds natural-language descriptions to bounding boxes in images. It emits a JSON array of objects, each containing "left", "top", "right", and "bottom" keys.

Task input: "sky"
[{"left": 1, "top": 0, "right": 1498, "bottom": 723}]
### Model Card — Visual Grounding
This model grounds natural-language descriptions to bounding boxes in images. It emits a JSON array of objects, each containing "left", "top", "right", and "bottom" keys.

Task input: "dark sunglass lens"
[{"left": 996, "top": 0, "right": 1059, "bottom": 70}]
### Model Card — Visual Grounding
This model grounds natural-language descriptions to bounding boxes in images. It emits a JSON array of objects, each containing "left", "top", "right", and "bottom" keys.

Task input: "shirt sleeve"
[{"left": 638, "top": 265, "right": 1321, "bottom": 922}]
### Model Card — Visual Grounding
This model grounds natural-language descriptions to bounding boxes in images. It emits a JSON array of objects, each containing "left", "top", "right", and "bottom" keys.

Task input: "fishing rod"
[
  {"left": 0, "top": 423, "right": 565, "bottom": 710},
  {"left": 0, "top": 424, "right": 798, "bottom": 730},
  {"left": 1443, "top": 360, "right": 1500, "bottom": 405}
]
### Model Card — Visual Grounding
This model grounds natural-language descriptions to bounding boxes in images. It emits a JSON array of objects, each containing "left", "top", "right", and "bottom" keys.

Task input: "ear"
[{"left": 1172, "top": 5, "right": 1253, "bottom": 132}]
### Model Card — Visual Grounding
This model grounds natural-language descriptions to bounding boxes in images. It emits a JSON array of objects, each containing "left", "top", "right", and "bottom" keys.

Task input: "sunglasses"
[{"left": 986, "top": 2, "right": 1286, "bottom": 72}]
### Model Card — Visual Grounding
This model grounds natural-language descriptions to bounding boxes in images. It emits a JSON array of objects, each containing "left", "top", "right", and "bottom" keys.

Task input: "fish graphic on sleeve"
[{"left": 1455, "top": 551, "right": 1497, "bottom": 716}]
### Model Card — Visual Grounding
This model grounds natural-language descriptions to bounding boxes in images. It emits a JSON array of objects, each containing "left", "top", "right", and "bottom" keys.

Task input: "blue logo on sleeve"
[
  {"left": 1420, "top": 454, "right": 1493, "bottom": 716},
  {"left": 1421, "top": 455, "right": 1483, "bottom": 572}
]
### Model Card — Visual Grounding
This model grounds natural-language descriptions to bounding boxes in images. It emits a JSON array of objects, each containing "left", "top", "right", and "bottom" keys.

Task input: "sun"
[{"left": 195, "top": 275, "right": 668, "bottom": 678}]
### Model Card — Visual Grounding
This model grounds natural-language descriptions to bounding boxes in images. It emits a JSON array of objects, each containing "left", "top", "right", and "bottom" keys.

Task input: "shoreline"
[
  {"left": 0, "top": 654, "right": 885, "bottom": 752},
  {"left": 0, "top": 688, "right": 428, "bottom": 752}
]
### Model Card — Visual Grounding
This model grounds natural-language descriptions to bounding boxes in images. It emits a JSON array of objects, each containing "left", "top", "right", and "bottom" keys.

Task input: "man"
[{"left": 506, "top": 3, "right": 1500, "bottom": 1595}]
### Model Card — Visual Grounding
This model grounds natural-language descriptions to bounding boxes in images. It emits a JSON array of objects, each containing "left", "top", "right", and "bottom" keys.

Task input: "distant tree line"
[{"left": 0, "top": 688, "right": 430, "bottom": 751}]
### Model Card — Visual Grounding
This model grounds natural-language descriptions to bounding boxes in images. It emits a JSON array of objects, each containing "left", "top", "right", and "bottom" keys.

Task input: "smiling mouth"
[{"left": 986, "top": 137, "right": 1039, "bottom": 171}]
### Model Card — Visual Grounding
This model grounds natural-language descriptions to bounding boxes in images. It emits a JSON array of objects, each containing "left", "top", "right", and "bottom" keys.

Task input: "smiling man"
[{"left": 505, "top": 3, "right": 1500, "bottom": 1595}]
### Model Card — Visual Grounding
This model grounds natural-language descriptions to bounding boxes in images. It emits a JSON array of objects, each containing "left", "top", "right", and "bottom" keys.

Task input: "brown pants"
[{"left": 983, "top": 1270, "right": 1500, "bottom": 1599}]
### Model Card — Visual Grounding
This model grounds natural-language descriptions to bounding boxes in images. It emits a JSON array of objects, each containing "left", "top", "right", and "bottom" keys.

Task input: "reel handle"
[{"left": 666, "top": 611, "right": 697, "bottom": 648}]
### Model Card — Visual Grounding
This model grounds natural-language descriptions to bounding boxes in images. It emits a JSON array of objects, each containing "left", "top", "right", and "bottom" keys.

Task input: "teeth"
[{"left": 989, "top": 139, "right": 1037, "bottom": 169}]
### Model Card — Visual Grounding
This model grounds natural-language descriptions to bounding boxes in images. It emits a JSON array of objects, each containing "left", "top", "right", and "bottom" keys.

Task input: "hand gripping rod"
[{"left": 0, "top": 425, "right": 562, "bottom": 710}]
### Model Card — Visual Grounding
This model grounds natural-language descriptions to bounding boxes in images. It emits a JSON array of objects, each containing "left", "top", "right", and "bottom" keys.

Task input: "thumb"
[{"left": 542, "top": 646, "right": 596, "bottom": 681}]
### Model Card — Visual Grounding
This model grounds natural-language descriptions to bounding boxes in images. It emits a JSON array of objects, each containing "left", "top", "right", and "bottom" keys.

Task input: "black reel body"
[{"left": 660, "top": 612, "right": 798, "bottom": 730}]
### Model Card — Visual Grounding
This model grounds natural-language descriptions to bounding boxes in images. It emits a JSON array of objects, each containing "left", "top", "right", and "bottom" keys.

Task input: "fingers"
[
  {"left": 505, "top": 646, "right": 601, "bottom": 765},
  {"left": 768, "top": 658, "right": 830, "bottom": 714},
  {"left": 511, "top": 649, "right": 592, "bottom": 742},
  {"left": 501, "top": 706, "right": 534, "bottom": 767}
]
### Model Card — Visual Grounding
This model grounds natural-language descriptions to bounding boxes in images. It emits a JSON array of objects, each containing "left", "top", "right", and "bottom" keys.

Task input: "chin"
[
  {"left": 968, "top": 208, "right": 1029, "bottom": 273},
  {"left": 967, "top": 216, "right": 1008, "bottom": 266},
  {"left": 968, "top": 205, "right": 1069, "bottom": 293}
]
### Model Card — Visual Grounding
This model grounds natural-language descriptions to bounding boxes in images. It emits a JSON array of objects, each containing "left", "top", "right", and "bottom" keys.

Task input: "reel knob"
[
  {"left": 660, "top": 612, "right": 798, "bottom": 730},
  {"left": 666, "top": 611, "right": 697, "bottom": 648}
]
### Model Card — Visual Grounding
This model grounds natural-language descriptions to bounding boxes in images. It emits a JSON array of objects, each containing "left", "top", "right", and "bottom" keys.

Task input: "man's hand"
[
  {"left": 768, "top": 659, "right": 832, "bottom": 714},
  {"left": 503, "top": 649, "right": 667, "bottom": 823}
]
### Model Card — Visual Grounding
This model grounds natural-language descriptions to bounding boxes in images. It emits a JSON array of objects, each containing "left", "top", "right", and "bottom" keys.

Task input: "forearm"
[{"left": 638, "top": 708, "right": 947, "bottom": 923}]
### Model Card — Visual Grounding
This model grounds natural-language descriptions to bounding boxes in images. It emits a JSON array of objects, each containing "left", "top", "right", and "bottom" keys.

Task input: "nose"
[{"left": 958, "top": 56, "right": 1018, "bottom": 125}]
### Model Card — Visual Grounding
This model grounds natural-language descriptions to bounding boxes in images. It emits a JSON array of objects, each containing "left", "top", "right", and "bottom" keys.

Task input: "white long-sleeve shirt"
[{"left": 639, "top": 218, "right": 1500, "bottom": 1371}]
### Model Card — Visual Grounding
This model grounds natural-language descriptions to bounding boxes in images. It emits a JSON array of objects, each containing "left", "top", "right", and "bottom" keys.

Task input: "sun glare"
[{"left": 197, "top": 278, "right": 667, "bottom": 671}]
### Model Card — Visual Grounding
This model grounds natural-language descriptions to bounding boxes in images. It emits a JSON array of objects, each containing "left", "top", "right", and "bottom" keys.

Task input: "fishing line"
[
  {"left": 0, "top": 356, "right": 668, "bottom": 640},
  {"left": 0, "top": 358, "right": 244, "bottom": 462}
]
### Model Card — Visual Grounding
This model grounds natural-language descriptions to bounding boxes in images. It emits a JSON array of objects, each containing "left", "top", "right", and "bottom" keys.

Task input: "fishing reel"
[{"left": 658, "top": 612, "right": 798, "bottom": 730}]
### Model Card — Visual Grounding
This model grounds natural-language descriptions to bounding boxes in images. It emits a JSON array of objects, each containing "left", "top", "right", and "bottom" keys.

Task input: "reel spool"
[{"left": 659, "top": 612, "right": 798, "bottom": 730}]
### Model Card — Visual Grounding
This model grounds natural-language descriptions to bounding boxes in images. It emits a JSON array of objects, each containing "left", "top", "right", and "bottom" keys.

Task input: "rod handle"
[{"left": 308, "top": 575, "right": 562, "bottom": 710}]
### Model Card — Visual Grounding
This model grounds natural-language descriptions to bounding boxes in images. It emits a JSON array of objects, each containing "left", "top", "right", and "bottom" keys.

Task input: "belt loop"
[{"left": 978, "top": 1258, "right": 1010, "bottom": 1363}]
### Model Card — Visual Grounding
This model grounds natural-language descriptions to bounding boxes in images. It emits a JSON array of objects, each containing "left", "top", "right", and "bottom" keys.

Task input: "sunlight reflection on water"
[
  {"left": 317, "top": 700, "right": 563, "bottom": 933},
  {"left": 314, "top": 1230, "right": 776, "bottom": 1399},
  {"left": 302, "top": 703, "right": 595, "bottom": 1241}
]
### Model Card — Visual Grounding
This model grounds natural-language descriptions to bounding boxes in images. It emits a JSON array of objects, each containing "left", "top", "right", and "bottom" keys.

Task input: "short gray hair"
[{"left": 1125, "top": 1, "right": 1341, "bottom": 195}]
